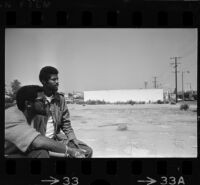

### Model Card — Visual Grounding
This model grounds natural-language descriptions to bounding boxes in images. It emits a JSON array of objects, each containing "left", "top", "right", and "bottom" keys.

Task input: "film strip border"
[
  {"left": 0, "top": 2, "right": 199, "bottom": 27},
  {"left": 1, "top": 1, "right": 200, "bottom": 185},
  {"left": 0, "top": 159, "right": 199, "bottom": 185}
]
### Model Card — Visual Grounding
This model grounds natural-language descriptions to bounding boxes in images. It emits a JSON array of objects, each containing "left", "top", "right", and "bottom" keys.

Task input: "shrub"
[
  {"left": 114, "top": 101, "right": 125, "bottom": 105},
  {"left": 138, "top": 101, "right": 145, "bottom": 104},
  {"left": 85, "top": 100, "right": 96, "bottom": 105},
  {"left": 157, "top": 100, "right": 164, "bottom": 104},
  {"left": 180, "top": 103, "right": 189, "bottom": 111},
  {"left": 127, "top": 100, "right": 136, "bottom": 105},
  {"left": 117, "top": 124, "right": 128, "bottom": 131},
  {"left": 85, "top": 100, "right": 107, "bottom": 105}
]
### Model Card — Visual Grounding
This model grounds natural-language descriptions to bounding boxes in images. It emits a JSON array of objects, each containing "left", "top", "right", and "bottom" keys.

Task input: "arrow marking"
[
  {"left": 138, "top": 177, "right": 157, "bottom": 185},
  {"left": 41, "top": 176, "right": 59, "bottom": 185}
]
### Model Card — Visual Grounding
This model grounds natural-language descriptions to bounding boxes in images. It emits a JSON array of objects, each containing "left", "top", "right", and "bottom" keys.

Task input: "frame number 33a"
[{"left": 160, "top": 176, "right": 185, "bottom": 185}]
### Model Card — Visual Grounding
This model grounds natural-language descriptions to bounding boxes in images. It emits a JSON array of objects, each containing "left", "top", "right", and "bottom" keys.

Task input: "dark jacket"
[{"left": 34, "top": 92, "right": 77, "bottom": 141}]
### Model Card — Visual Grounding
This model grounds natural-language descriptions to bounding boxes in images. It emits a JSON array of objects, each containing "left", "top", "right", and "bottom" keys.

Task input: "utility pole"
[
  {"left": 170, "top": 56, "right": 181, "bottom": 103},
  {"left": 182, "top": 70, "right": 190, "bottom": 101},
  {"left": 144, "top": 81, "right": 148, "bottom": 89},
  {"left": 152, "top": 76, "right": 158, "bottom": 88}
]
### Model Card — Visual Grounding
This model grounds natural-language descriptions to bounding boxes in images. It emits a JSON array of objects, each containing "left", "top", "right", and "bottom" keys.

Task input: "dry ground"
[{"left": 68, "top": 102, "right": 197, "bottom": 158}]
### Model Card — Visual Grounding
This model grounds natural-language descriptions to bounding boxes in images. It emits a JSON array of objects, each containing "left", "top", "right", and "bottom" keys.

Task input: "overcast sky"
[{"left": 5, "top": 29, "right": 197, "bottom": 93}]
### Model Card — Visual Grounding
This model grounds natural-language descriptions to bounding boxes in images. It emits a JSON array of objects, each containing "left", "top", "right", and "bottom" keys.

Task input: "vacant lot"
[{"left": 68, "top": 102, "right": 197, "bottom": 157}]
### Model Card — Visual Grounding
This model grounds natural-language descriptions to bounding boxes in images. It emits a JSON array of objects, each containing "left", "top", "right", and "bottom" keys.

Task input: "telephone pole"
[
  {"left": 170, "top": 56, "right": 181, "bottom": 103},
  {"left": 144, "top": 81, "right": 148, "bottom": 89},
  {"left": 152, "top": 76, "right": 158, "bottom": 88}
]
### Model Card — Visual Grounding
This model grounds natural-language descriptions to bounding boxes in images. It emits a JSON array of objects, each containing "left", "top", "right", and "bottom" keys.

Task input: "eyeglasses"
[{"left": 35, "top": 97, "right": 48, "bottom": 105}]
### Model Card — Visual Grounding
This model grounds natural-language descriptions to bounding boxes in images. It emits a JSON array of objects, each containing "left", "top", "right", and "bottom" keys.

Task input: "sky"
[{"left": 5, "top": 29, "right": 197, "bottom": 93}]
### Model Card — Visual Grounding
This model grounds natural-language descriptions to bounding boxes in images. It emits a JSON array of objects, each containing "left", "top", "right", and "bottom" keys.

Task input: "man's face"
[
  {"left": 45, "top": 74, "right": 59, "bottom": 93},
  {"left": 32, "top": 92, "right": 48, "bottom": 116}
]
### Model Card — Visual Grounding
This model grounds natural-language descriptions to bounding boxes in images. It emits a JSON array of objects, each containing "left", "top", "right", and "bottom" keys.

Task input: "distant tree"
[
  {"left": 68, "top": 93, "right": 73, "bottom": 97},
  {"left": 9, "top": 79, "right": 21, "bottom": 100}
]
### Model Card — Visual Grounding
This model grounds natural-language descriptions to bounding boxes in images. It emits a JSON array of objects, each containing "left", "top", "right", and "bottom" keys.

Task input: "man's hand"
[
  {"left": 70, "top": 138, "right": 81, "bottom": 149},
  {"left": 67, "top": 147, "right": 85, "bottom": 158}
]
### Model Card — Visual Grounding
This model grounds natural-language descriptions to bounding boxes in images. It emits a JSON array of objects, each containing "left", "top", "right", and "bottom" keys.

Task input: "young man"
[
  {"left": 5, "top": 85, "right": 85, "bottom": 158},
  {"left": 39, "top": 66, "right": 93, "bottom": 158}
]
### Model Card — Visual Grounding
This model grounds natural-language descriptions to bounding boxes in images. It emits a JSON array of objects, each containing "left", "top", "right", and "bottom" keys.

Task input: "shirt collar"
[
  {"left": 45, "top": 92, "right": 60, "bottom": 102},
  {"left": 45, "top": 95, "right": 53, "bottom": 103}
]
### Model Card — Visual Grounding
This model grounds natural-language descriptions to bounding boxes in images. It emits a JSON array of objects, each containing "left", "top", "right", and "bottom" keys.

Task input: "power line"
[{"left": 170, "top": 56, "right": 181, "bottom": 103}]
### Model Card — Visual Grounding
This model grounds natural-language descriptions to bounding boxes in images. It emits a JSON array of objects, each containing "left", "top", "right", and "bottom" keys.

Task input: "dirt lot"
[{"left": 68, "top": 102, "right": 197, "bottom": 158}]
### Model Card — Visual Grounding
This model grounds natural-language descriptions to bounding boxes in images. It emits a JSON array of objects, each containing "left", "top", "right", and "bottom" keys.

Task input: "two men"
[
  {"left": 5, "top": 85, "right": 72, "bottom": 158},
  {"left": 5, "top": 66, "right": 92, "bottom": 158}
]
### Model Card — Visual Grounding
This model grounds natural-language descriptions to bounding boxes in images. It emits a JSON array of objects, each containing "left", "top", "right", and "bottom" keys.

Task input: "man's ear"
[
  {"left": 25, "top": 101, "right": 32, "bottom": 109},
  {"left": 41, "top": 80, "right": 47, "bottom": 85}
]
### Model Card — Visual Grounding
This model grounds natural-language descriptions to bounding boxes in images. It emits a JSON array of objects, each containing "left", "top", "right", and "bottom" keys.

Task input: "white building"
[{"left": 84, "top": 89, "right": 164, "bottom": 103}]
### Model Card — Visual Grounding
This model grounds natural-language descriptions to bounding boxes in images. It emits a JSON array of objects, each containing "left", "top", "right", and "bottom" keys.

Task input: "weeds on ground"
[
  {"left": 117, "top": 124, "right": 128, "bottom": 131},
  {"left": 180, "top": 103, "right": 189, "bottom": 111}
]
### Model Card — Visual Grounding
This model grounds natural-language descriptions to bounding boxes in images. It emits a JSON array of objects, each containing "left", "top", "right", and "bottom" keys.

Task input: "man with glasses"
[{"left": 5, "top": 85, "right": 85, "bottom": 158}]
